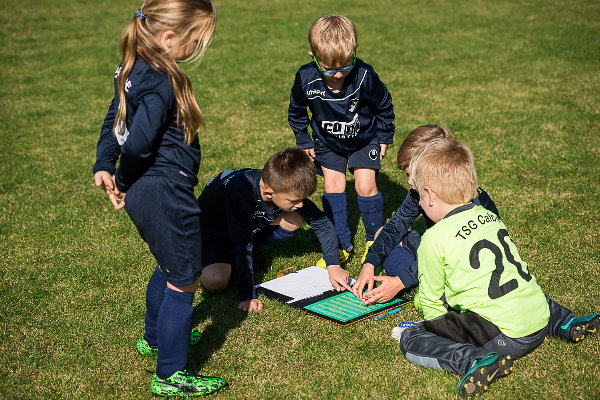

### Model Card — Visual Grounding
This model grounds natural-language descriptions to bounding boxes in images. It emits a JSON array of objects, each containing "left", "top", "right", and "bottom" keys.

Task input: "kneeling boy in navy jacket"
[{"left": 198, "top": 147, "right": 350, "bottom": 311}]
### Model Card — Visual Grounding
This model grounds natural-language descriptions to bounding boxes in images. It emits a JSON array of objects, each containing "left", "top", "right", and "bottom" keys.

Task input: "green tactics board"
[{"left": 302, "top": 290, "right": 407, "bottom": 326}]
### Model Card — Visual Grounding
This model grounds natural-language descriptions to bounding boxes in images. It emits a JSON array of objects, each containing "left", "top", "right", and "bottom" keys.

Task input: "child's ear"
[
  {"left": 424, "top": 186, "right": 436, "bottom": 207},
  {"left": 307, "top": 51, "right": 314, "bottom": 57},
  {"left": 158, "top": 30, "right": 178, "bottom": 50},
  {"left": 262, "top": 184, "right": 274, "bottom": 199}
]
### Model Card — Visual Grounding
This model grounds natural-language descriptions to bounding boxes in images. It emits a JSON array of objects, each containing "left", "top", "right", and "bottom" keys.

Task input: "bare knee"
[
  {"left": 322, "top": 168, "right": 347, "bottom": 193},
  {"left": 200, "top": 263, "right": 231, "bottom": 292},
  {"left": 354, "top": 169, "right": 378, "bottom": 197}
]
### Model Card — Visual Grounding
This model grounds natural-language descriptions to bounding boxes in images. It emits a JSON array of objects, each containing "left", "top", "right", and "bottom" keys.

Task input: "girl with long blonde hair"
[{"left": 93, "top": 0, "right": 226, "bottom": 396}]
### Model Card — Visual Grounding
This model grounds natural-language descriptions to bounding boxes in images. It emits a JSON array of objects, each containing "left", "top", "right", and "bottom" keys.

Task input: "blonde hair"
[
  {"left": 114, "top": 0, "right": 217, "bottom": 144},
  {"left": 308, "top": 15, "right": 357, "bottom": 67},
  {"left": 262, "top": 147, "right": 317, "bottom": 198},
  {"left": 397, "top": 124, "right": 454, "bottom": 170},
  {"left": 409, "top": 139, "right": 478, "bottom": 205}
]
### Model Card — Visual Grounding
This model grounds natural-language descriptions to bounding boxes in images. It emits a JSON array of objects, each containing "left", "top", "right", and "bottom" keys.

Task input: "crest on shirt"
[
  {"left": 113, "top": 122, "right": 130, "bottom": 145},
  {"left": 348, "top": 98, "right": 359, "bottom": 113}
]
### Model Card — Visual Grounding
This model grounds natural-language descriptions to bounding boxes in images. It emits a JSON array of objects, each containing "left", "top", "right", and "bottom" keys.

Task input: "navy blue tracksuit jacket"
[
  {"left": 198, "top": 169, "right": 340, "bottom": 301},
  {"left": 288, "top": 58, "right": 395, "bottom": 154}
]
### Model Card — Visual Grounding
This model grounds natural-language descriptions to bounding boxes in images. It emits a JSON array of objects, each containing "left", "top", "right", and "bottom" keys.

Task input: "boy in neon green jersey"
[{"left": 398, "top": 138, "right": 599, "bottom": 397}]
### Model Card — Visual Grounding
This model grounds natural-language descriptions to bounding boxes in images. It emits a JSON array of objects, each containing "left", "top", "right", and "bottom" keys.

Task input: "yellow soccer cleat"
[
  {"left": 316, "top": 248, "right": 353, "bottom": 268},
  {"left": 360, "top": 241, "right": 375, "bottom": 264}
]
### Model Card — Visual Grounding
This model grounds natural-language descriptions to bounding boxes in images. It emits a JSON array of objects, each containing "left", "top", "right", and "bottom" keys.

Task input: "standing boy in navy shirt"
[
  {"left": 198, "top": 147, "right": 349, "bottom": 311},
  {"left": 288, "top": 15, "right": 395, "bottom": 265}
]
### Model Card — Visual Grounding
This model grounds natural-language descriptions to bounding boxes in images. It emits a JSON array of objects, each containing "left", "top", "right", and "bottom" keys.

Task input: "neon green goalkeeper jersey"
[{"left": 417, "top": 204, "right": 549, "bottom": 338}]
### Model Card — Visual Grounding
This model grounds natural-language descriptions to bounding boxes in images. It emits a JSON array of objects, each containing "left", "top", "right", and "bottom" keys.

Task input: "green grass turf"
[{"left": 0, "top": 0, "right": 598, "bottom": 398}]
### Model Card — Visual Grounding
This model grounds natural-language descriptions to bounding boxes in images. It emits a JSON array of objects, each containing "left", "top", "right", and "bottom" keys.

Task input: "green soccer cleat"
[
  {"left": 559, "top": 314, "right": 599, "bottom": 342},
  {"left": 150, "top": 370, "right": 227, "bottom": 397},
  {"left": 136, "top": 335, "right": 158, "bottom": 357},
  {"left": 458, "top": 354, "right": 513, "bottom": 397},
  {"left": 315, "top": 248, "right": 353, "bottom": 269},
  {"left": 136, "top": 327, "right": 202, "bottom": 357}
]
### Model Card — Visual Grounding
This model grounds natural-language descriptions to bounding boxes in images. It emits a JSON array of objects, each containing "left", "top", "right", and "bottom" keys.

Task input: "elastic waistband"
[{"left": 146, "top": 166, "right": 199, "bottom": 186}]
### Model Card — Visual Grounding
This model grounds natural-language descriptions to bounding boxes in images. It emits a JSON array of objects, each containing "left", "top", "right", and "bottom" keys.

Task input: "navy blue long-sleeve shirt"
[
  {"left": 288, "top": 58, "right": 395, "bottom": 154},
  {"left": 198, "top": 169, "right": 340, "bottom": 301},
  {"left": 364, "top": 187, "right": 499, "bottom": 288},
  {"left": 94, "top": 58, "right": 200, "bottom": 191}
]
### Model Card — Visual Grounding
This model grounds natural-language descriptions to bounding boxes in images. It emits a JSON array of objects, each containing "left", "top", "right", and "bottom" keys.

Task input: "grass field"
[{"left": 1, "top": 0, "right": 598, "bottom": 399}]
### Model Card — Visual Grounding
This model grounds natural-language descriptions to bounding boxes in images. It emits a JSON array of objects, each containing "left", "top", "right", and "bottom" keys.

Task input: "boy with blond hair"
[
  {"left": 397, "top": 139, "right": 598, "bottom": 396},
  {"left": 288, "top": 15, "right": 395, "bottom": 265},
  {"left": 352, "top": 125, "right": 498, "bottom": 304}
]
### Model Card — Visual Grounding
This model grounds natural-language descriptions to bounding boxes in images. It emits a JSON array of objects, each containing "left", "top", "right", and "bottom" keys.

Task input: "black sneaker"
[
  {"left": 150, "top": 370, "right": 227, "bottom": 397},
  {"left": 458, "top": 354, "right": 513, "bottom": 396}
]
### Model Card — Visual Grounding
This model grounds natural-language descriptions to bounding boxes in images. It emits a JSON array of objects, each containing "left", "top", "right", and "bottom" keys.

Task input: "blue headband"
[{"left": 134, "top": 9, "right": 146, "bottom": 21}]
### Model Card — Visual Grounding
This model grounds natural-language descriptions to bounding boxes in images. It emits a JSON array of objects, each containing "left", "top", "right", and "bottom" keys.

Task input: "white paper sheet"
[{"left": 258, "top": 266, "right": 355, "bottom": 303}]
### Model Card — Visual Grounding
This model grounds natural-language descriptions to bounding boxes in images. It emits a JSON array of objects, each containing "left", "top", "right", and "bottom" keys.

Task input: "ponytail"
[{"left": 113, "top": 0, "right": 216, "bottom": 144}]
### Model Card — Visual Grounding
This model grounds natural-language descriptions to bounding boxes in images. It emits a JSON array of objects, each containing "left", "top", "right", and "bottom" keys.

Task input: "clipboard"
[{"left": 258, "top": 266, "right": 409, "bottom": 326}]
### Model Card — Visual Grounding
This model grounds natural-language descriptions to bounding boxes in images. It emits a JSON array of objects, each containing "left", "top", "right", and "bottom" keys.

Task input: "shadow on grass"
[
  {"left": 187, "top": 268, "right": 269, "bottom": 372},
  {"left": 188, "top": 290, "right": 245, "bottom": 372},
  {"left": 375, "top": 171, "right": 408, "bottom": 220}
]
